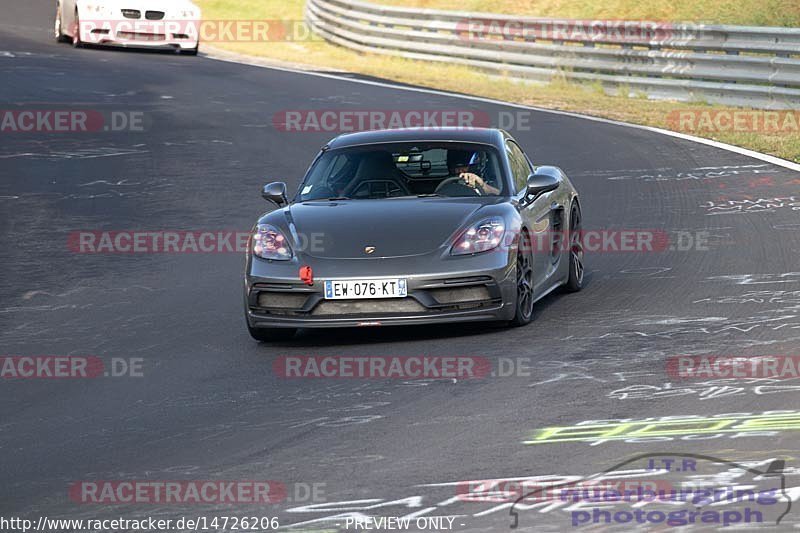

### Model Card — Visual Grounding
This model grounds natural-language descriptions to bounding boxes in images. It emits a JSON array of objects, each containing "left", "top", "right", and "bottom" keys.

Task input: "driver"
[{"left": 447, "top": 150, "right": 500, "bottom": 195}]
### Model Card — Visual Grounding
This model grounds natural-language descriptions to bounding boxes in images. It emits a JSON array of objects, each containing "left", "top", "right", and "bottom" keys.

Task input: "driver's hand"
[{"left": 459, "top": 172, "right": 485, "bottom": 189}]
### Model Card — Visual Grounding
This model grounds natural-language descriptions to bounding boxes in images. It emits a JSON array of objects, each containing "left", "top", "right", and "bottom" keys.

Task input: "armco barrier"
[{"left": 305, "top": 0, "right": 800, "bottom": 109}]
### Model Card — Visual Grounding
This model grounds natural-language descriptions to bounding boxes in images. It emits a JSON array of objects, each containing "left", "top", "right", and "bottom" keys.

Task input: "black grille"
[
  {"left": 311, "top": 298, "right": 427, "bottom": 316},
  {"left": 145, "top": 10, "right": 165, "bottom": 20},
  {"left": 428, "top": 286, "right": 491, "bottom": 304},
  {"left": 117, "top": 31, "right": 166, "bottom": 41},
  {"left": 256, "top": 292, "right": 308, "bottom": 310},
  {"left": 121, "top": 9, "right": 141, "bottom": 19}
]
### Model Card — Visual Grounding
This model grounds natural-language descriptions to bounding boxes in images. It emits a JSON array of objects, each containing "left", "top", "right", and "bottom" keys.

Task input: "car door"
[{"left": 506, "top": 139, "right": 562, "bottom": 294}]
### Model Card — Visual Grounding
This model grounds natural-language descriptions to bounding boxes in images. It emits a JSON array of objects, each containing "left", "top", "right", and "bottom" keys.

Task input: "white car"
[{"left": 55, "top": 0, "right": 201, "bottom": 55}]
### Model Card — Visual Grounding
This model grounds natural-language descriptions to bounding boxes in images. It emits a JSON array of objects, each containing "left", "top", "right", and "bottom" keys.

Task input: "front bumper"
[
  {"left": 91, "top": 38, "right": 198, "bottom": 51},
  {"left": 80, "top": 19, "right": 199, "bottom": 50},
  {"left": 245, "top": 251, "right": 517, "bottom": 328}
]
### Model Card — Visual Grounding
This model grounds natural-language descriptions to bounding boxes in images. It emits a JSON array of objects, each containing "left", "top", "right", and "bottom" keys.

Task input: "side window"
[{"left": 506, "top": 141, "right": 532, "bottom": 193}]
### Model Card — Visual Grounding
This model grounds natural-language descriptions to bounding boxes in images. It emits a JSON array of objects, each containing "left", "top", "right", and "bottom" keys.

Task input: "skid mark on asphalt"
[
  {"left": 0, "top": 147, "right": 149, "bottom": 160},
  {"left": 559, "top": 314, "right": 800, "bottom": 342},
  {"left": 609, "top": 378, "right": 800, "bottom": 402},
  {"left": 589, "top": 164, "right": 780, "bottom": 183}
]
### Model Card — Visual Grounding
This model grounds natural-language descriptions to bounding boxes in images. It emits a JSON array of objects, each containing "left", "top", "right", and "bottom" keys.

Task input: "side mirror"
[
  {"left": 262, "top": 181, "right": 288, "bottom": 207},
  {"left": 525, "top": 171, "right": 560, "bottom": 200}
]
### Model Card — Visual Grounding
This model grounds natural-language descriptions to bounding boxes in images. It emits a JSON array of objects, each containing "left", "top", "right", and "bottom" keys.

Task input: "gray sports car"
[{"left": 244, "top": 127, "right": 583, "bottom": 341}]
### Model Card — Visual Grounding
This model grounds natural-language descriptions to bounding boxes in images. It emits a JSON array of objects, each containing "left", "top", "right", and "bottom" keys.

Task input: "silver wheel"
[
  {"left": 509, "top": 231, "right": 534, "bottom": 326},
  {"left": 564, "top": 205, "right": 584, "bottom": 292}
]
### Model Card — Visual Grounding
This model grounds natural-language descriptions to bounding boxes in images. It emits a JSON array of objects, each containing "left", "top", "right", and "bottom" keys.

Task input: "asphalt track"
[{"left": 2, "top": 1, "right": 800, "bottom": 531}]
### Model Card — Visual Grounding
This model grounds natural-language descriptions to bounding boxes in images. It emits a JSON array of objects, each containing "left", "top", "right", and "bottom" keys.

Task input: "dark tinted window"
[
  {"left": 506, "top": 140, "right": 532, "bottom": 193},
  {"left": 298, "top": 142, "right": 505, "bottom": 200}
]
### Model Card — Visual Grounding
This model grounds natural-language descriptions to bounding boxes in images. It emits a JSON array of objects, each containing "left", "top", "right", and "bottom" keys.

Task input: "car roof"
[{"left": 325, "top": 127, "right": 506, "bottom": 150}]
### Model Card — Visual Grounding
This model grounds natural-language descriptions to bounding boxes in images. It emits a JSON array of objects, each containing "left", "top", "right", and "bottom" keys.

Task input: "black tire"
[
  {"left": 509, "top": 231, "right": 534, "bottom": 327},
  {"left": 72, "top": 9, "right": 82, "bottom": 48},
  {"left": 182, "top": 46, "right": 199, "bottom": 56},
  {"left": 55, "top": 2, "right": 70, "bottom": 43},
  {"left": 564, "top": 204, "right": 584, "bottom": 292},
  {"left": 247, "top": 323, "right": 297, "bottom": 342}
]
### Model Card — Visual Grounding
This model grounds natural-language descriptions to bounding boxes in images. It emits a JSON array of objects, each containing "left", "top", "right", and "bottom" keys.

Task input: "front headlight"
[
  {"left": 252, "top": 224, "right": 292, "bottom": 260},
  {"left": 451, "top": 216, "right": 505, "bottom": 255}
]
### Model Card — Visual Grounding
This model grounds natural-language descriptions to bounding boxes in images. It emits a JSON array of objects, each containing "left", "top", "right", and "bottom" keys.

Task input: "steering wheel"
[{"left": 434, "top": 176, "right": 483, "bottom": 197}]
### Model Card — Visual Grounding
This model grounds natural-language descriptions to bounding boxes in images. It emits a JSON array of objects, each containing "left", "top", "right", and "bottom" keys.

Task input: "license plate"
[{"left": 324, "top": 278, "right": 407, "bottom": 300}]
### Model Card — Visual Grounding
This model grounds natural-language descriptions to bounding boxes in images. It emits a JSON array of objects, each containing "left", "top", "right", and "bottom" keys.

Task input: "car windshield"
[{"left": 297, "top": 142, "right": 505, "bottom": 201}]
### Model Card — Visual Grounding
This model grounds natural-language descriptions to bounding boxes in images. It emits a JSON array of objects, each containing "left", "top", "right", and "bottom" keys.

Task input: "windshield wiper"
[{"left": 415, "top": 193, "right": 445, "bottom": 198}]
